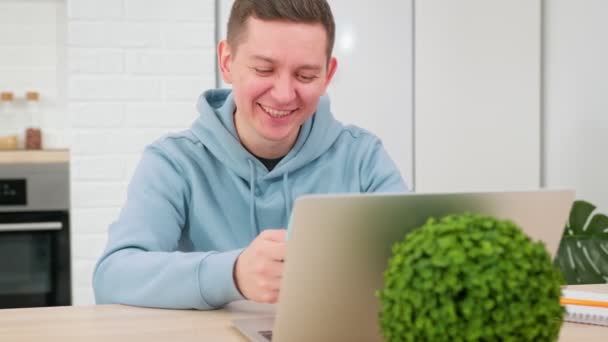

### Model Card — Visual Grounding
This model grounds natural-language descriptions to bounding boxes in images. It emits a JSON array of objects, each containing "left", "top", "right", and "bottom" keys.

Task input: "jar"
[
  {"left": 0, "top": 91, "right": 19, "bottom": 149},
  {"left": 25, "top": 91, "right": 42, "bottom": 150}
]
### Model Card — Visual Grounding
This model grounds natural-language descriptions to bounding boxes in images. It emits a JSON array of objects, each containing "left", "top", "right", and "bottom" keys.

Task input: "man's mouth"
[{"left": 258, "top": 103, "right": 296, "bottom": 118}]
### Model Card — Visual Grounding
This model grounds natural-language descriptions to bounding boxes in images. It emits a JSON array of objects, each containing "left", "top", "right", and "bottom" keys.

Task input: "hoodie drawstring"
[
  {"left": 248, "top": 160, "right": 259, "bottom": 236},
  {"left": 282, "top": 172, "right": 292, "bottom": 225},
  {"left": 248, "top": 160, "right": 293, "bottom": 235}
]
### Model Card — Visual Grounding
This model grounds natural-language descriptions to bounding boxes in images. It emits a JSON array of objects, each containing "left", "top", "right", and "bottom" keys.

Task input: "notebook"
[{"left": 562, "top": 289, "right": 608, "bottom": 326}]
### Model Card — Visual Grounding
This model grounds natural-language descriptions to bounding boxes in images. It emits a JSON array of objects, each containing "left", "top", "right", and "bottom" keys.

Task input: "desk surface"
[{"left": 0, "top": 285, "right": 606, "bottom": 342}]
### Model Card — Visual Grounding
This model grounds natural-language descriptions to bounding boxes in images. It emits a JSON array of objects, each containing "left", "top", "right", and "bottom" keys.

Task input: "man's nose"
[{"left": 270, "top": 74, "right": 296, "bottom": 104}]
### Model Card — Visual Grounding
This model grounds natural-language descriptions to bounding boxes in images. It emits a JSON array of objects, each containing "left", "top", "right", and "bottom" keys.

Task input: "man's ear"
[
  {"left": 323, "top": 57, "right": 338, "bottom": 91},
  {"left": 218, "top": 40, "right": 233, "bottom": 84}
]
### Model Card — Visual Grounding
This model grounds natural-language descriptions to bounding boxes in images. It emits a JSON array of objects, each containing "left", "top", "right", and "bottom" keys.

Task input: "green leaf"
[
  {"left": 568, "top": 200, "right": 595, "bottom": 234},
  {"left": 555, "top": 201, "right": 608, "bottom": 284},
  {"left": 586, "top": 214, "right": 608, "bottom": 236}
]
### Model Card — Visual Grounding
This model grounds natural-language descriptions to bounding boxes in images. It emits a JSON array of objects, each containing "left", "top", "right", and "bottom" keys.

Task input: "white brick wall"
[
  {"left": 68, "top": 49, "right": 125, "bottom": 74},
  {"left": 68, "top": 0, "right": 124, "bottom": 20},
  {"left": 67, "top": 0, "right": 216, "bottom": 305}
]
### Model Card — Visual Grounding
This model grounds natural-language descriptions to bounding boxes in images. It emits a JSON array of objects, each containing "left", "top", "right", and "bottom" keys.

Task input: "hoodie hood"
[
  {"left": 191, "top": 88, "right": 343, "bottom": 180},
  {"left": 191, "top": 89, "right": 345, "bottom": 234}
]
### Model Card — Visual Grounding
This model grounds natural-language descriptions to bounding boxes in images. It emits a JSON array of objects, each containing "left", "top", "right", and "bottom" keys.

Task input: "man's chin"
[
  {"left": 260, "top": 130, "right": 299, "bottom": 145},
  {"left": 262, "top": 134, "right": 291, "bottom": 144}
]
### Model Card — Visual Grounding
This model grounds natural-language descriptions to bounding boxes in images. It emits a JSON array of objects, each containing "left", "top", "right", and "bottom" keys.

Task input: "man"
[{"left": 93, "top": 0, "right": 407, "bottom": 310}]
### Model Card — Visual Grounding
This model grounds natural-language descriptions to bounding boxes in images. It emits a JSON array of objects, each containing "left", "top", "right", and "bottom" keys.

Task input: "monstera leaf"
[{"left": 554, "top": 200, "right": 608, "bottom": 284}]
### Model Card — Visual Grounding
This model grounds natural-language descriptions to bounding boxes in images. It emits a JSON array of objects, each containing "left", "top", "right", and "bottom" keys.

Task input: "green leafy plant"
[
  {"left": 554, "top": 200, "right": 608, "bottom": 284},
  {"left": 378, "top": 213, "right": 564, "bottom": 342}
]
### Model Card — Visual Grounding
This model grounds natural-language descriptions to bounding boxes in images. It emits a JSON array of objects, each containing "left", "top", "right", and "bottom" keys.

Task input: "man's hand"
[{"left": 234, "top": 229, "right": 287, "bottom": 303}]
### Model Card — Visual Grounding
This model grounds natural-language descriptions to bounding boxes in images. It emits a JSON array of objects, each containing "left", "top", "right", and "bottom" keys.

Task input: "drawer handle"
[{"left": 0, "top": 222, "right": 62, "bottom": 232}]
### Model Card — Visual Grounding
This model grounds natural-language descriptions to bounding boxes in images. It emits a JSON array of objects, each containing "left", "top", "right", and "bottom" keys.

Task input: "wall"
[
  {"left": 67, "top": 0, "right": 216, "bottom": 304},
  {"left": 544, "top": 0, "right": 608, "bottom": 212}
]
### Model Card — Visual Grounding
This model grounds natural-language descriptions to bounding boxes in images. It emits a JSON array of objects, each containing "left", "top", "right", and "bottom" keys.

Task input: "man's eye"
[
  {"left": 254, "top": 68, "right": 272, "bottom": 75},
  {"left": 298, "top": 74, "right": 317, "bottom": 82}
]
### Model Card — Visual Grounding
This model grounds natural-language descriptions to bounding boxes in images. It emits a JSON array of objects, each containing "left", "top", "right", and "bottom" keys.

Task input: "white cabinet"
[{"left": 414, "top": 0, "right": 542, "bottom": 192}]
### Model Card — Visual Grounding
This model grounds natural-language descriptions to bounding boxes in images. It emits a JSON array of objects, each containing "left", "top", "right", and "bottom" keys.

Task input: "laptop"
[{"left": 233, "top": 190, "right": 574, "bottom": 341}]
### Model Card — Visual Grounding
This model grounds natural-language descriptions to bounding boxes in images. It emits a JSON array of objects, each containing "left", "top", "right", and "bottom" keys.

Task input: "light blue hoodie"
[{"left": 93, "top": 89, "right": 407, "bottom": 310}]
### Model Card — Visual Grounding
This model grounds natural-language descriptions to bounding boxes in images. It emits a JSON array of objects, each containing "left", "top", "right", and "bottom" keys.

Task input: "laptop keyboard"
[{"left": 258, "top": 330, "right": 273, "bottom": 341}]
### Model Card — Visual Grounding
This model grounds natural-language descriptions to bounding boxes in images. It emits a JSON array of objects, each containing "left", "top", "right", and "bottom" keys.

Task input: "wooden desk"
[
  {"left": 0, "top": 301, "right": 272, "bottom": 342},
  {"left": 1, "top": 285, "right": 606, "bottom": 341}
]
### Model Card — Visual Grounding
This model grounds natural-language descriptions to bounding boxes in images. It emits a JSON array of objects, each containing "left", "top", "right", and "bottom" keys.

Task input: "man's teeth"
[{"left": 260, "top": 104, "right": 293, "bottom": 117}]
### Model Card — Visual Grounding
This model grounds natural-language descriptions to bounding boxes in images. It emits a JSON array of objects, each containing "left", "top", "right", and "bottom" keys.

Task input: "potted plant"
[{"left": 377, "top": 213, "right": 564, "bottom": 341}]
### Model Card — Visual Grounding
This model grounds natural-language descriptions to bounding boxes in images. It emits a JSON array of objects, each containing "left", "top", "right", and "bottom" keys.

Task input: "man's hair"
[{"left": 227, "top": 0, "right": 335, "bottom": 59}]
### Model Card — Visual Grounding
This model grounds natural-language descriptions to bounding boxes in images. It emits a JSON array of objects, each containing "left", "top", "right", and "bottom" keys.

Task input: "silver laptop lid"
[{"left": 273, "top": 190, "right": 575, "bottom": 342}]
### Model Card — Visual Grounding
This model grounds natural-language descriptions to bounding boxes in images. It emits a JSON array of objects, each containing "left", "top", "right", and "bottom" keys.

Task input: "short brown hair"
[{"left": 227, "top": 0, "right": 335, "bottom": 59}]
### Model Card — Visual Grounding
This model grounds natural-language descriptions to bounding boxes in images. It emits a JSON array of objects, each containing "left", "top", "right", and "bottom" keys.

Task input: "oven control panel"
[{"left": 0, "top": 179, "right": 27, "bottom": 206}]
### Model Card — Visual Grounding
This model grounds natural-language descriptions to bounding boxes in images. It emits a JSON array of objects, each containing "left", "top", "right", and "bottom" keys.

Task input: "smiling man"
[{"left": 93, "top": 0, "right": 408, "bottom": 310}]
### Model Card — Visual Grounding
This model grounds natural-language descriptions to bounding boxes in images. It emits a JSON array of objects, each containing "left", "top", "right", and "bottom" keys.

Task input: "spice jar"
[
  {"left": 0, "top": 91, "right": 13, "bottom": 109},
  {"left": 25, "top": 91, "right": 42, "bottom": 150},
  {"left": 0, "top": 91, "right": 19, "bottom": 149}
]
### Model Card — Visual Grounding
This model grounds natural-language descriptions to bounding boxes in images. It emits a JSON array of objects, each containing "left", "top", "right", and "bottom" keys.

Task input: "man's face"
[{"left": 219, "top": 17, "right": 337, "bottom": 155}]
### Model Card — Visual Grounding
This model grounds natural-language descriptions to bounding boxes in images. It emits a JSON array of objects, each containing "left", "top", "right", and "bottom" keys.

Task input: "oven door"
[{"left": 0, "top": 211, "right": 71, "bottom": 308}]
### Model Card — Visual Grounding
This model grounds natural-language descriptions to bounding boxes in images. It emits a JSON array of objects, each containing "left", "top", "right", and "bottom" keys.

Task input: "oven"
[{"left": 0, "top": 161, "right": 71, "bottom": 308}]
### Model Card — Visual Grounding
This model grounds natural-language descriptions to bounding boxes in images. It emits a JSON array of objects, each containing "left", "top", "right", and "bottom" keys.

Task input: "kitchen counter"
[{"left": 0, "top": 149, "right": 69, "bottom": 164}]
